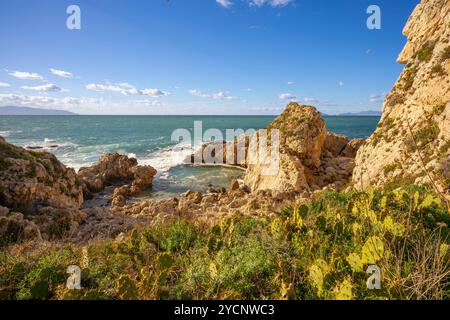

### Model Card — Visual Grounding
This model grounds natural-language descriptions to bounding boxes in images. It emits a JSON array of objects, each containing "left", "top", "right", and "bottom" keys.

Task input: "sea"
[{"left": 0, "top": 115, "right": 380, "bottom": 198}]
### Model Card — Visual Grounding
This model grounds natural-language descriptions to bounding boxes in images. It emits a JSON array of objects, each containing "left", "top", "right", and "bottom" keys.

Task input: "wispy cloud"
[
  {"left": 369, "top": 92, "right": 386, "bottom": 103},
  {"left": 303, "top": 97, "right": 335, "bottom": 106},
  {"left": 287, "top": 81, "right": 294, "bottom": 85},
  {"left": 279, "top": 92, "right": 296, "bottom": 100},
  {"left": 217, "top": 0, "right": 293, "bottom": 9},
  {"left": 50, "top": 68, "right": 74, "bottom": 78},
  {"left": 86, "top": 82, "right": 170, "bottom": 97},
  {"left": 8, "top": 70, "right": 44, "bottom": 81},
  {"left": 22, "top": 83, "right": 66, "bottom": 92},
  {"left": 141, "top": 88, "right": 171, "bottom": 98},
  {"left": 0, "top": 82, "right": 10, "bottom": 87},
  {"left": 216, "top": 0, "right": 232, "bottom": 8},
  {"left": 0, "top": 93, "right": 165, "bottom": 114},
  {"left": 248, "top": 0, "right": 293, "bottom": 7},
  {"left": 189, "top": 89, "right": 237, "bottom": 100},
  {"left": 338, "top": 81, "right": 344, "bottom": 87}
]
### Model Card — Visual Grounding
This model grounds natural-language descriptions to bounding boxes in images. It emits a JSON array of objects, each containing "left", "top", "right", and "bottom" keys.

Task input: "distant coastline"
[
  {"left": 0, "top": 106, "right": 77, "bottom": 116},
  {"left": 1, "top": 106, "right": 382, "bottom": 117}
]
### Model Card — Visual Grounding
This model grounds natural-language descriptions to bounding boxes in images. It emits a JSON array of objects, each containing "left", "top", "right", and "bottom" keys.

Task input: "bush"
[
  {"left": 417, "top": 42, "right": 435, "bottom": 62},
  {"left": 1, "top": 187, "right": 449, "bottom": 300}
]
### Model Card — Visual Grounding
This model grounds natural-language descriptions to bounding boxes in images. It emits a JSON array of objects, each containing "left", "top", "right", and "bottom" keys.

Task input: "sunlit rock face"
[{"left": 353, "top": 0, "right": 450, "bottom": 196}]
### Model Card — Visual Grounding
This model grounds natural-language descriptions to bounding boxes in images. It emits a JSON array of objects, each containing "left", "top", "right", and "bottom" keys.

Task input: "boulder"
[
  {"left": 0, "top": 138, "right": 83, "bottom": 214},
  {"left": 341, "top": 139, "right": 365, "bottom": 158},
  {"left": 245, "top": 103, "right": 326, "bottom": 193},
  {"left": 132, "top": 165, "right": 157, "bottom": 189},
  {"left": 268, "top": 103, "right": 327, "bottom": 168},
  {"left": 0, "top": 214, "right": 41, "bottom": 246},
  {"left": 323, "top": 132, "right": 349, "bottom": 157},
  {"left": 78, "top": 153, "right": 138, "bottom": 193}
]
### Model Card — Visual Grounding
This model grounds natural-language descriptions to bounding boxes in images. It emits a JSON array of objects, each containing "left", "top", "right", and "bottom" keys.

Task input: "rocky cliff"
[
  {"left": 353, "top": 0, "right": 450, "bottom": 196},
  {"left": 0, "top": 136, "right": 83, "bottom": 213},
  {"left": 0, "top": 140, "right": 157, "bottom": 246},
  {"left": 244, "top": 103, "right": 364, "bottom": 194}
]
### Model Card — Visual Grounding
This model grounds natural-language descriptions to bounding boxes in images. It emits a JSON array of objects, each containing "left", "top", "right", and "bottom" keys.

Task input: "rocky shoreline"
[{"left": 0, "top": 103, "right": 365, "bottom": 246}]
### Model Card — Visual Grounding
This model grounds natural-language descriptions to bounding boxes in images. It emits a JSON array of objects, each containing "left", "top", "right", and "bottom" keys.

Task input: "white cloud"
[
  {"left": 134, "top": 99, "right": 162, "bottom": 107},
  {"left": 50, "top": 68, "right": 74, "bottom": 78},
  {"left": 303, "top": 97, "right": 335, "bottom": 106},
  {"left": 338, "top": 81, "right": 344, "bottom": 87},
  {"left": 212, "top": 92, "right": 235, "bottom": 100},
  {"left": 0, "top": 82, "right": 10, "bottom": 87},
  {"left": 247, "top": 0, "right": 292, "bottom": 7},
  {"left": 287, "top": 81, "right": 294, "bottom": 85},
  {"left": 216, "top": 0, "right": 232, "bottom": 8},
  {"left": 369, "top": 93, "right": 386, "bottom": 103},
  {"left": 0, "top": 93, "right": 165, "bottom": 114},
  {"left": 304, "top": 97, "right": 320, "bottom": 103},
  {"left": 189, "top": 89, "right": 210, "bottom": 98},
  {"left": 86, "top": 82, "right": 170, "bottom": 97},
  {"left": 86, "top": 83, "right": 138, "bottom": 95},
  {"left": 250, "top": 106, "right": 283, "bottom": 112},
  {"left": 141, "top": 88, "right": 171, "bottom": 97},
  {"left": 217, "top": 0, "right": 292, "bottom": 9},
  {"left": 8, "top": 71, "right": 44, "bottom": 81},
  {"left": 22, "top": 84, "right": 66, "bottom": 93},
  {"left": 189, "top": 89, "right": 236, "bottom": 100},
  {"left": 279, "top": 92, "right": 296, "bottom": 100}
]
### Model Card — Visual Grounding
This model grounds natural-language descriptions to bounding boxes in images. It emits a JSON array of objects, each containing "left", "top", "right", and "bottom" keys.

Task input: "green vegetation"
[
  {"left": 383, "top": 162, "right": 401, "bottom": 176},
  {"left": 402, "top": 66, "right": 418, "bottom": 91},
  {"left": 431, "top": 64, "right": 446, "bottom": 77},
  {"left": 439, "top": 140, "right": 450, "bottom": 158},
  {"left": 415, "top": 121, "right": 440, "bottom": 146},
  {"left": 1, "top": 186, "right": 449, "bottom": 300},
  {"left": 417, "top": 42, "right": 435, "bottom": 62}
]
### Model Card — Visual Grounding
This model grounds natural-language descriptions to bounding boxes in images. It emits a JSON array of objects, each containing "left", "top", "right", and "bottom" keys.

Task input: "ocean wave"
[{"left": 140, "top": 141, "right": 195, "bottom": 178}]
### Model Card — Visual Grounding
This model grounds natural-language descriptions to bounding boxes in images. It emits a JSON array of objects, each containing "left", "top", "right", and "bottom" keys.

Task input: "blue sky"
[{"left": 0, "top": 0, "right": 419, "bottom": 115}]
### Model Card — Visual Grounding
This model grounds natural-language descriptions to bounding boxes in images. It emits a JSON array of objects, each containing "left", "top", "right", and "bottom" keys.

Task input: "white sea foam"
[
  {"left": 140, "top": 141, "right": 195, "bottom": 178},
  {"left": 0, "top": 131, "right": 12, "bottom": 137}
]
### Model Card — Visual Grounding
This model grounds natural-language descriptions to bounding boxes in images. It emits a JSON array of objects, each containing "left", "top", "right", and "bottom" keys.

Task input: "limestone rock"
[
  {"left": 353, "top": 0, "right": 450, "bottom": 196},
  {"left": 132, "top": 165, "right": 157, "bottom": 189},
  {"left": 0, "top": 138, "right": 83, "bottom": 213},
  {"left": 324, "top": 132, "right": 350, "bottom": 157},
  {"left": 268, "top": 103, "right": 327, "bottom": 169},
  {"left": 78, "top": 153, "right": 138, "bottom": 193},
  {"left": 245, "top": 103, "right": 327, "bottom": 193}
]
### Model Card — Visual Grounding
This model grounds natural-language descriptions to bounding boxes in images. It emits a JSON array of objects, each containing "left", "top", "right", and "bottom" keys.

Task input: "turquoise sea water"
[{"left": 0, "top": 115, "right": 380, "bottom": 197}]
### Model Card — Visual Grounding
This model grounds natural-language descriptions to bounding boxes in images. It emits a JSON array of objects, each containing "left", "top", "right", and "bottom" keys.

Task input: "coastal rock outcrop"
[
  {"left": 0, "top": 136, "right": 83, "bottom": 213},
  {"left": 78, "top": 153, "right": 157, "bottom": 204},
  {"left": 353, "top": 0, "right": 450, "bottom": 196},
  {"left": 0, "top": 137, "right": 88, "bottom": 245},
  {"left": 78, "top": 153, "right": 139, "bottom": 193},
  {"left": 244, "top": 103, "right": 363, "bottom": 193}
]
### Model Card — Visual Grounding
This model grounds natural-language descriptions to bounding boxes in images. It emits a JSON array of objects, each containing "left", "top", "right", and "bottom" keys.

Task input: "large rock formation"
[
  {"left": 244, "top": 103, "right": 364, "bottom": 193},
  {"left": 0, "top": 136, "right": 87, "bottom": 245},
  {"left": 353, "top": 0, "right": 450, "bottom": 196},
  {"left": 78, "top": 153, "right": 156, "bottom": 196},
  {"left": 0, "top": 136, "right": 83, "bottom": 213}
]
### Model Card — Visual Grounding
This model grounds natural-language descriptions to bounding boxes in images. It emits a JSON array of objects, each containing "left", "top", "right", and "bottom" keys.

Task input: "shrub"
[
  {"left": 417, "top": 42, "right": 435, "bottom": 62},
  {"left": 431, "top": 64, "right": 446, "bottom": 77},
  {"left": 1, "top": 187, "right": 449, "bottom": 300}
]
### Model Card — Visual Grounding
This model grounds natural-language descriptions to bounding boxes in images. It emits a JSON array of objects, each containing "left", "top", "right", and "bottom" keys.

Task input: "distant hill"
[
  {"left": 337, "top": 110, "right": 382, "bottom": 116},
  {"left": 0, "top": 106, "right": 76, "bottom": 115}
]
